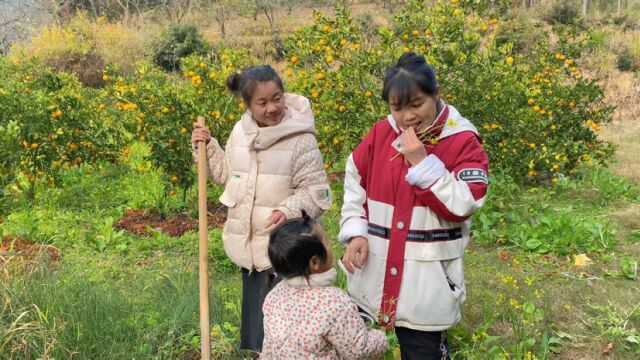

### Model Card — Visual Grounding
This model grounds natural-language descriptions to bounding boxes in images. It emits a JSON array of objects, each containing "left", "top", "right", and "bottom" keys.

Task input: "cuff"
[
  {"left": 405, "top": 154, "right": 446, "bottom": 189},
  {"left": 338, "top": 217, "right": 368, "bottom": 245},
  {"left": 192, "top": 139, "right": 218, "bottom": 163},
  {"left": 276, "top": 206, "right": 299, "bottom": 221}
]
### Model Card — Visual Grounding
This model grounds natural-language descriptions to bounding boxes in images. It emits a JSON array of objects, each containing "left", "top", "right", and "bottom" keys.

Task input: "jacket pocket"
[
  {"left": 395, "top": 258, "right": 465, "bottom": 328},
  {"left": 308, "top": 184, "right": 332, "bottom": 210},
  {"left": 220, "top": 175, "right": 242, "bottom": 207}
]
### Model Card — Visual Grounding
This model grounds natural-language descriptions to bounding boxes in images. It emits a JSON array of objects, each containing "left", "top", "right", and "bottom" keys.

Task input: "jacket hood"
[{"left": 241, "top": 93, "right": 316, "bottom": 150}]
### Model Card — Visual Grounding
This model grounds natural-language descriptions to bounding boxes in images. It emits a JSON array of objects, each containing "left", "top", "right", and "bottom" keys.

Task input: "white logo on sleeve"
[{"left": 457, "top": 168, "right": 488, "bottom": 184}]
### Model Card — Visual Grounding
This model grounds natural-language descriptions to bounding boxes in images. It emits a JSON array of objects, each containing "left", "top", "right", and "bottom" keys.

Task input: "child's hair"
[
  {"left": 382, "top": 52, "right": 438, "bottom": 108},
  {"left": 268, "top": 212, "right": 327, "bottom": 279},
  {"left": 226, "top": 65, "right": 284, "bottom": 103}
]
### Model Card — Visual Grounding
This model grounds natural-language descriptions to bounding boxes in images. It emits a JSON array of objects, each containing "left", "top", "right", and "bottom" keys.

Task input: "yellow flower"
[
  {"left": 453, "top": 9, "right": 462, "bottom": 16},
  {"left": 102, "top": 74, "right": 109, "bottom": 81},
  {"left": 290, "top": 55, "right": 299, "bottom": 64},
  {"left": 403, "top": 34, "right": 410, "bottom": 40},
  {"left": 315, "top": 72, "right": 325, "bottom": 80},
  {"left": 181, "top": 127, "right": 188, "bottom": 134},
  {"left": 325, "top": 55, "right": 334, "bottom": 63},
  {"left": 311, "top": 91, "right": 319, "bottom": 98},
  {"left": 340, "top": 38, "right": 347, "bottom": 46},
  {"left": 506, "top": 57, "right": 513, "bottom": 65},
  {"left": 481, "top": 25, "right": 488, "bottom": 32},
  {"left": 574, "top": 254, "right": 591, "bottom": 267},
  {"left": 451, "top": 0, "right": 459, "bottom": 3},
  {"left": 198, "top": 62, "right": 206, "bottom": 68},
  {"left": 527, "top": 98, "right": 535, "bottom": 106},
  {"left": 365, "top": 90, "right": 373, "bottom": 98},
  {"left": 322, "top": 24, "right": 331, "bottom": 32},
  {"left": 412, "top": 29, "right": 420, "bottom": 36},
  {"left": 532, "top": 105, "right": 540, "bottom": 112},
  {"left": 98, "top": 104, "right": 106, "bottom": 110}
]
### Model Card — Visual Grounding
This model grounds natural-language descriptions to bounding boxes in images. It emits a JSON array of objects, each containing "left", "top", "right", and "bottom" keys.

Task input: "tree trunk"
[
  {"left": 617, "top": 0, "right": 622, "bottom": 14},
  {"left": 582, "top": 0, "right": 588, "bottom": 17}
]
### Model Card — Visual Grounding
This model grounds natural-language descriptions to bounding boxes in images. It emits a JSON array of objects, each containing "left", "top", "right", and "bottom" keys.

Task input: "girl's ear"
[{"left": 309, "top": 255, "right": 322, "bottom": 273}]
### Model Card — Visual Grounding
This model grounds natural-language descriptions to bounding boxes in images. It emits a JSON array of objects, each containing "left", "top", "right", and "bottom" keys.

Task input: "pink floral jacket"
[{"left": 261, "top": 268, "right": 388, "bottom": 359}]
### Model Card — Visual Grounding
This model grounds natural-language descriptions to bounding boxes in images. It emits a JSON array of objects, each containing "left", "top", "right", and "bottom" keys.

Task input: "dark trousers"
[
  {"left": 396, "top": 327, "right": 450, "bottom": 360},
  {"left": 239, "top": 268, "right": 280, "bottom": 352}
]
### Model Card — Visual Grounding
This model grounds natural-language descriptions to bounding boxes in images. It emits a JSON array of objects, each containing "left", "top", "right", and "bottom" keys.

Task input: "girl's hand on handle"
[
  {"left": 265, "top": 210, "right": 287, "bottom": 232},
  {"left": 401, "top": 127, "right": 427, "bottom": 166},
  {"left": 342, "top": 236, "right": 368, "bottom": 274},
  {"left": 192, "top": 122, "right": 212, "bottom": 149}
]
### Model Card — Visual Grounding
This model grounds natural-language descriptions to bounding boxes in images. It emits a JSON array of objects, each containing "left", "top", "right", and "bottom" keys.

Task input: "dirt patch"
[
  {"left": 0, "top": 236, "right": 60, "bottom": 264},
  {"left": 328, "top": 171, "right": 346, "bottom": 182},
  {"left": 114, "top": 203, "right": 227, "bottom": 237}
]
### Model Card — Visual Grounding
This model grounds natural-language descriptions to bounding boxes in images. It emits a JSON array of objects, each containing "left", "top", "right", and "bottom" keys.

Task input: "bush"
[
  {"left": 616, "top": 47, "right": 638, "bottom": 72},
  {"left": 545, "top": 0, "right": 581, "bottom": 26},
  {"left": 152, "top": 24, "right": 209, "bottom": 72},
  {"left": 9, "top": 14, "right": 146, "bottom": 85}
]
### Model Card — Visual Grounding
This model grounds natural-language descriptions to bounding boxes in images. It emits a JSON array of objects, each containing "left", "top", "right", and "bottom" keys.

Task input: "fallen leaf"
[
  {"left": 574, "top": 254, "right": 591, "bottom": 267},
  {"left": 498, "top": 251, "right": 509, "bottom": 260},
  {"left": 602, "top": 342, "right": 613, "bottom": 354}
]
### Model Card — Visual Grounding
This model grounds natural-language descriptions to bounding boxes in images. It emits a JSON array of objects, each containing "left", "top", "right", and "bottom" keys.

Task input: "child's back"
[{"left": 261, "top": 270, "right": 387, "bottom": 359}]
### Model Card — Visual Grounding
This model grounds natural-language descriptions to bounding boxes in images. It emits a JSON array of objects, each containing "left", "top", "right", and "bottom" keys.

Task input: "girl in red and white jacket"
[{"left": 338, "top": 52, "right": 489, "bottom": 359}]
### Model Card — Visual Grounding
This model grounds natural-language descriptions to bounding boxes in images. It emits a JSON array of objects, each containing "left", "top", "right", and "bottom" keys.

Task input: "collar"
[{"left": 283, "top": 268, "right": 337, "bottom": 288}]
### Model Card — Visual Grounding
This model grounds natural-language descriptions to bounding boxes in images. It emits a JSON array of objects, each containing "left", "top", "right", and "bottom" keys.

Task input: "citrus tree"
[
  {"left": 103, "top": 48, "right": 253, "bottom": 201},
  {"left": 281, "top": 0, "right": 614, "bottom": 183},
  {"left": 0, "top": 57, "right": 125, "bottom": 199}
]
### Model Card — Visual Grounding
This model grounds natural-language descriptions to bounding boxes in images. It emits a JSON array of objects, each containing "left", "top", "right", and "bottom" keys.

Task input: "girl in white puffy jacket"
[{"left": 192, "top": 65, "right": 332, "bottom": 352}]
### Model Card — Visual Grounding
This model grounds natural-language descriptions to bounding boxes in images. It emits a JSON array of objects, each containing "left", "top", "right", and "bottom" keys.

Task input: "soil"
[
  {"left": 0, "top": 236, "right": 60, "bottom": 264},
  {"left": 113, "top": 203, "right": 227, "bottom": 237},
  {"left": 327, "top": 171, "right": 345, "bottom": 182}
]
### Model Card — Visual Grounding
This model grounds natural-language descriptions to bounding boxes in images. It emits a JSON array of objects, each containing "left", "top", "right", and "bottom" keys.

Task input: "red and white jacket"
[{"left": 338, "top": 103, "right": 489, "bottom": 331}]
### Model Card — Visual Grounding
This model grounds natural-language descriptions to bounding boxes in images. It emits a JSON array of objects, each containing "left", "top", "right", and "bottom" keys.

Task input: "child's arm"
[
  {"left": 406, "top": 133, "right": 489, "bottom": 222},
  {"left": 192, "top": 137, "right": 230, "bottom": 186},
  {"left": 276, "top": 134, "right": 331, "bottom": 220},
  {"left": 324, "top": 291, "right": 388, "bottom": 359},
  {"left": 338, "top": 127, "right": 374, "bottom": 245}
]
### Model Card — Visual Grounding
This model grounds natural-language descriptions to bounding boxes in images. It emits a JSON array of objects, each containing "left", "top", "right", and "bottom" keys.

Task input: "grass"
[{"left": 1, "top": 136, "right": 639, "bottom": 359}]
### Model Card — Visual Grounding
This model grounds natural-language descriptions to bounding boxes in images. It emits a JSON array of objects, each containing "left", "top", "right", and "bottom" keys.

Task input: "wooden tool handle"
[{"left": 196, "top": 116, "right": 211, "bottom": 360}]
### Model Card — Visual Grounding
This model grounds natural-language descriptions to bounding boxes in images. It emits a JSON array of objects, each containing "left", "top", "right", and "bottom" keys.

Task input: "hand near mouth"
[{"left": 400, "top": 127, "right": 428, "bottom": 166}]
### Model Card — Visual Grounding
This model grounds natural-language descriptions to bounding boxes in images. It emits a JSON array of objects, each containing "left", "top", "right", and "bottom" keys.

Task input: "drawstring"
[{"left": 440, "top": 331, "right": 448, "bottom": 360}]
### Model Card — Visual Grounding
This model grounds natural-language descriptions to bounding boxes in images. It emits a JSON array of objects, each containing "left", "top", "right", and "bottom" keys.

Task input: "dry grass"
[{"left": 597, "top": 71, "right": 640, "bottom": 184}]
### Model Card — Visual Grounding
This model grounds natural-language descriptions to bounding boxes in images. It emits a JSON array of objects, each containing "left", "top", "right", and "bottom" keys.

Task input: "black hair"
[
  {"left": 382, "top": 52, "right": 439, "bottom": 108},
  {"left": 226, "top": 65, "right": 285, "bottom": 104},
  {"left": 268, "top": 212, "right": 327, "bottom": 279}
]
